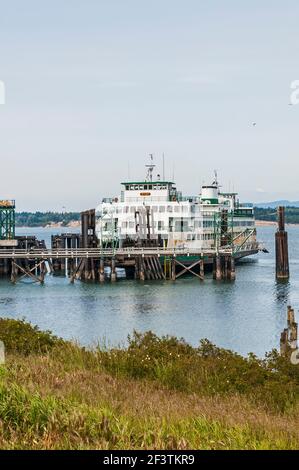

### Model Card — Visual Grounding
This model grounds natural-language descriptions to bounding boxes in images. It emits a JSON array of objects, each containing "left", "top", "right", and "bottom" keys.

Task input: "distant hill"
[{"left": 255, "top": 201, "right": 299, "bottom": 209}]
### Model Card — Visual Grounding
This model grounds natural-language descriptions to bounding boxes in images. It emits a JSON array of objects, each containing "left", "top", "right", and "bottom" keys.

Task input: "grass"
[{"left": 0, "top": 319, "right": 298, "bottom": 450}]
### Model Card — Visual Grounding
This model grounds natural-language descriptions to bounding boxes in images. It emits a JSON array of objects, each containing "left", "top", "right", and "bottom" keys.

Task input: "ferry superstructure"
[{"left": 95, "top": 161, "right": 260, "bottom": 259}]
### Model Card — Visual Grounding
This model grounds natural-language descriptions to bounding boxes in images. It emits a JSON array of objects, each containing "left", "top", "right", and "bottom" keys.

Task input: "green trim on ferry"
[{"left": 201, "top": 198, "right": 219, "bottom": 205}]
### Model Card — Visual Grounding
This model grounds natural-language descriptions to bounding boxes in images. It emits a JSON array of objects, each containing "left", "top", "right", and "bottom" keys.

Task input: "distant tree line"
[
  {"left": 254, "top": 207, "right": 299, "bottom": 224},
  {"left": 15, "top": 212, "right": 81, "bottom": 227},
  {"left": 14, "top": 207, "right": 299, "bottom": 227}
]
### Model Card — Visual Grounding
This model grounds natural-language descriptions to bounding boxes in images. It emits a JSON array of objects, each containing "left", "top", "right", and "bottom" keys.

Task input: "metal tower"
[{"left": 0, "top": 200, "right": 15, "bottom": 240}]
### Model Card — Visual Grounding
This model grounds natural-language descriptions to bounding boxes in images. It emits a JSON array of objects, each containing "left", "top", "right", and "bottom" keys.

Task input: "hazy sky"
[{"left": 1, "top": 1, "right": 299, "bottom": 211}]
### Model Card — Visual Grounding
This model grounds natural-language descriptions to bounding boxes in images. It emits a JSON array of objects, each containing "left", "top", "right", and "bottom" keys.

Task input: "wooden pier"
[{"left": 0, "top": 246, "right": 240, "bottom": 284}]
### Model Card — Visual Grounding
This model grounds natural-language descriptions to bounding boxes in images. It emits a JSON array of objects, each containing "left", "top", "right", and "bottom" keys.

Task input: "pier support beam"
[
  {"left": 275, "top": 206, "right": 289, "bottom": 281},
  {"left": 171, "top": 257, "right": 176, "bottom": 281},
  {"left": 139, "top": 256, "right": 145, "bottom": 281},
  {"left": 111, "top": 258, "right": 116, "bottom": 282},
  {"left": 200, "top": 256, "right": 205, "bottom": 280},
  {"left": 230, "top": 256, "right": 236, "bottom": 281},
  {"left": 214, "top": 254, "right": 222, "bottom": 280},
  {"left": 99, "top": 258, "right": 105, "bottom": 283}
]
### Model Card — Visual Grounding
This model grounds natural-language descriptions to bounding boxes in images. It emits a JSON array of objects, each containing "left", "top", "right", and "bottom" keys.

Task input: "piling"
[
  {"left": 139, "top": 256, "right": 145, "bottom": 281},
  {"left": 230, "top": 256, "right": 236, "bottom": 281},
  {"left": 99, "top": 258, "right": 105, "bottom": 283},
  {"left": 214, "top": 254, "right": 222, "bottom": 280},
  {"left": 275, "top": 206, "right": 289, "bottom": 280},
  {"left": 111, "top": 258, "right": 116, "bottom": 282},
  {"left": 280, "top": 305, "right": 298, "bottom": 356}
]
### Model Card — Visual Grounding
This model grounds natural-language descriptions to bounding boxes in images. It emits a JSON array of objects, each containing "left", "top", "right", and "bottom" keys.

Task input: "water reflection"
[{"left": 274, "top": 280, "right": 290, "bottom": 304}]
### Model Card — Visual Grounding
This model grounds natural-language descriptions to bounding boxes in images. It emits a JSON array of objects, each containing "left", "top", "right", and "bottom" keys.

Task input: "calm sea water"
[{"left": 0, "top": 225, "right": 298, "bottom": 356}]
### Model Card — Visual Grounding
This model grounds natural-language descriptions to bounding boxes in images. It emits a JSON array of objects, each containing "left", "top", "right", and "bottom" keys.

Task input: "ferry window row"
[
  {"left": 114, "top": 205, "right": 191, "bottom": 214},
  {"left": 125, "top": 184, "right": 168, "bottom": 191}
]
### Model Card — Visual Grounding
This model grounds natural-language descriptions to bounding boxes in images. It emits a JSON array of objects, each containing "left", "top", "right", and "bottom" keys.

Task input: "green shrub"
[
  {"left": 0, "top": 318, "right": 62, "bottom": 355},
  {"left": 97, "top": 332, "right": 299, "bottom": 412}
]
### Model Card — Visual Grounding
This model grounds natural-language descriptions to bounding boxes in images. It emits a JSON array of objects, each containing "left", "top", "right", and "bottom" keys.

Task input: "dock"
[{"left": 0, "top": 204, "right": 262, "bottom": 284}]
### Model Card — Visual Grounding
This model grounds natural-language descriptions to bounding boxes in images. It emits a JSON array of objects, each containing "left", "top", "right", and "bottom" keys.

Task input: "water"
[{"left": 0, "top": 225, "right": 299, "bottom": 356}]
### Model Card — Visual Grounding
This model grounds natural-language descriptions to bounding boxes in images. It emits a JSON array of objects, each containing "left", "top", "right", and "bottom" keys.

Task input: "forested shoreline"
[{"left": 14, "top": 207, "right": 299, "bottom": 227}]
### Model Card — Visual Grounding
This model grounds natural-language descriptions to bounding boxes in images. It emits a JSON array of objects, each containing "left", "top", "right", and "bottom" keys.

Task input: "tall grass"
[{"left": 0, "top": 319, "right": 298, "bottom": 449}]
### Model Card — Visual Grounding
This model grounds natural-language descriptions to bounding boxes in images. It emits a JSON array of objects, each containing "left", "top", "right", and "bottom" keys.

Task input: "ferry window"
[
  {"left": 149, "top": 185, "right": 152, "bottom": 190},
  {"left": 167, "top": 206, "right": 173, "bottom": 212},
  {"left": 158, "top": 221, "right": 164, "bottom": 230},
  {"left": 122, "top": 221, "right": 127, "bottom": 228},
  {"left": 130, "top": 207, "right": 136, "bottom": 213},
  {"left": 134, "top": 185, "right": 139, "bottom": 190},
  {"left": 159, "top": 206, "right": 165, "bottom": 213},
  {"left": 139, "top": 185, "right": 143, "bottom": 190},
  {"left": 144, "top": 185, "right": 148, "bottom": 190},
  {"left": 130, "top": 185, "right": 134, "bottom": 190},
  {"left": 174, "top": 206, "right": 180, "bottom": 213},
  {"left": 152, "top": 206, "right": 157, "bottom": 212},
  {"left": 129, "top": 221, "right": 135, "bottom": 229},
  {"left": 126, "top": 185, "right": 129, "bottom": 190},
  {"left": 124, "top": 206, "right": 129, "bottom": 213}
]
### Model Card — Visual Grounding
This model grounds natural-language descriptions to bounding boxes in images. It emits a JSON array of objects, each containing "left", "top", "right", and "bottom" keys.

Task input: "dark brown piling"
[
  {"left": 213, "top": 254, "right": 222, "bottom": 280},
  {"left": 111, "top": 257, "right": 116, "bottom": 282},
  {"left": 99, "top": 258, "right": 105, "bottom": 283},
  {"left": 139, "top": 256, "right": 145, "bottom": 281},
  {"left": 275, "top": 206, "right": 289, "bottom": 280}
]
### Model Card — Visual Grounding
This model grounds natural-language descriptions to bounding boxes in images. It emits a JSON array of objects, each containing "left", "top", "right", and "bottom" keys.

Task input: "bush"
[
  {"left": 97, "top": 332, "right": 299, "bottom": 412},
  {"left": 0, "top": 318, "right": 62, "bottom": 355}
]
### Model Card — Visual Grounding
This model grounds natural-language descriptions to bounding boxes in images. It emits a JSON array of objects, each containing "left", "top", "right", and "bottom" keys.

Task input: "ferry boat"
[{"left": 95, "top": 158, "right": 262, "bottom": 260}]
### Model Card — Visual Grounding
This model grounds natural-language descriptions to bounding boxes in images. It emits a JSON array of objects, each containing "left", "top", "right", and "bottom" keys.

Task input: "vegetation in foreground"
[{"left": 0, "top": 318, "right": 298, "bottom": 450}]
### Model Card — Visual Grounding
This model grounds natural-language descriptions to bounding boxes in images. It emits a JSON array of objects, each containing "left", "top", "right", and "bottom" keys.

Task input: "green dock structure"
[{"left": 0, "top": 200, "right": 15, "bottom": 240}]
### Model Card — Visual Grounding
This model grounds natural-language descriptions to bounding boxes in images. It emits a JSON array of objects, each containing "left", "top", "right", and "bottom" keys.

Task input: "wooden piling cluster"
[
  {"left": 280, "top": 306, "right": 298, "bottom": 357},
  {"left": 275, "top": 206, "right": 289, "bottom": 280},
  {"left": 134, "top": 255, "right": 165, "bottom": 280},
  {"left": 50, "top": 210, "right": 99, "bottom": 282},
  {"left": 51, "top": 233, "right": 80, "bottom": 273},
  {"left": 213, "top": 254, "right": 236, "bottom": 281},
  {"left": 5, "top": 236, "right": 51, "bottom": 283}
]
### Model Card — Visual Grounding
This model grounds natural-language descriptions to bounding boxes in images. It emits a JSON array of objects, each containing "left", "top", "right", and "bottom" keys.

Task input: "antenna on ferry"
[
  {"left": 162, "top": 153, "right": 165, "bottom": 181},
  {"left": 145, "top": 154, "right": 155, "bottom": 182},
  {"left": 213, "top": 169, "right": 219, "bottom": 187}
]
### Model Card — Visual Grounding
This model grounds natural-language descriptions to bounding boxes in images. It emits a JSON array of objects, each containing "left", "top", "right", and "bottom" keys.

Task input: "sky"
[{"left": 0, "top": 0, "right": 299, "bottom": 211}]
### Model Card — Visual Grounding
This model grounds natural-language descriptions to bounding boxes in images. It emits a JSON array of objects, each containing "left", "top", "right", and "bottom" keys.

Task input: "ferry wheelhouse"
[{"left": 95, "top": 162, "right": 260, "bottom": 259}]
